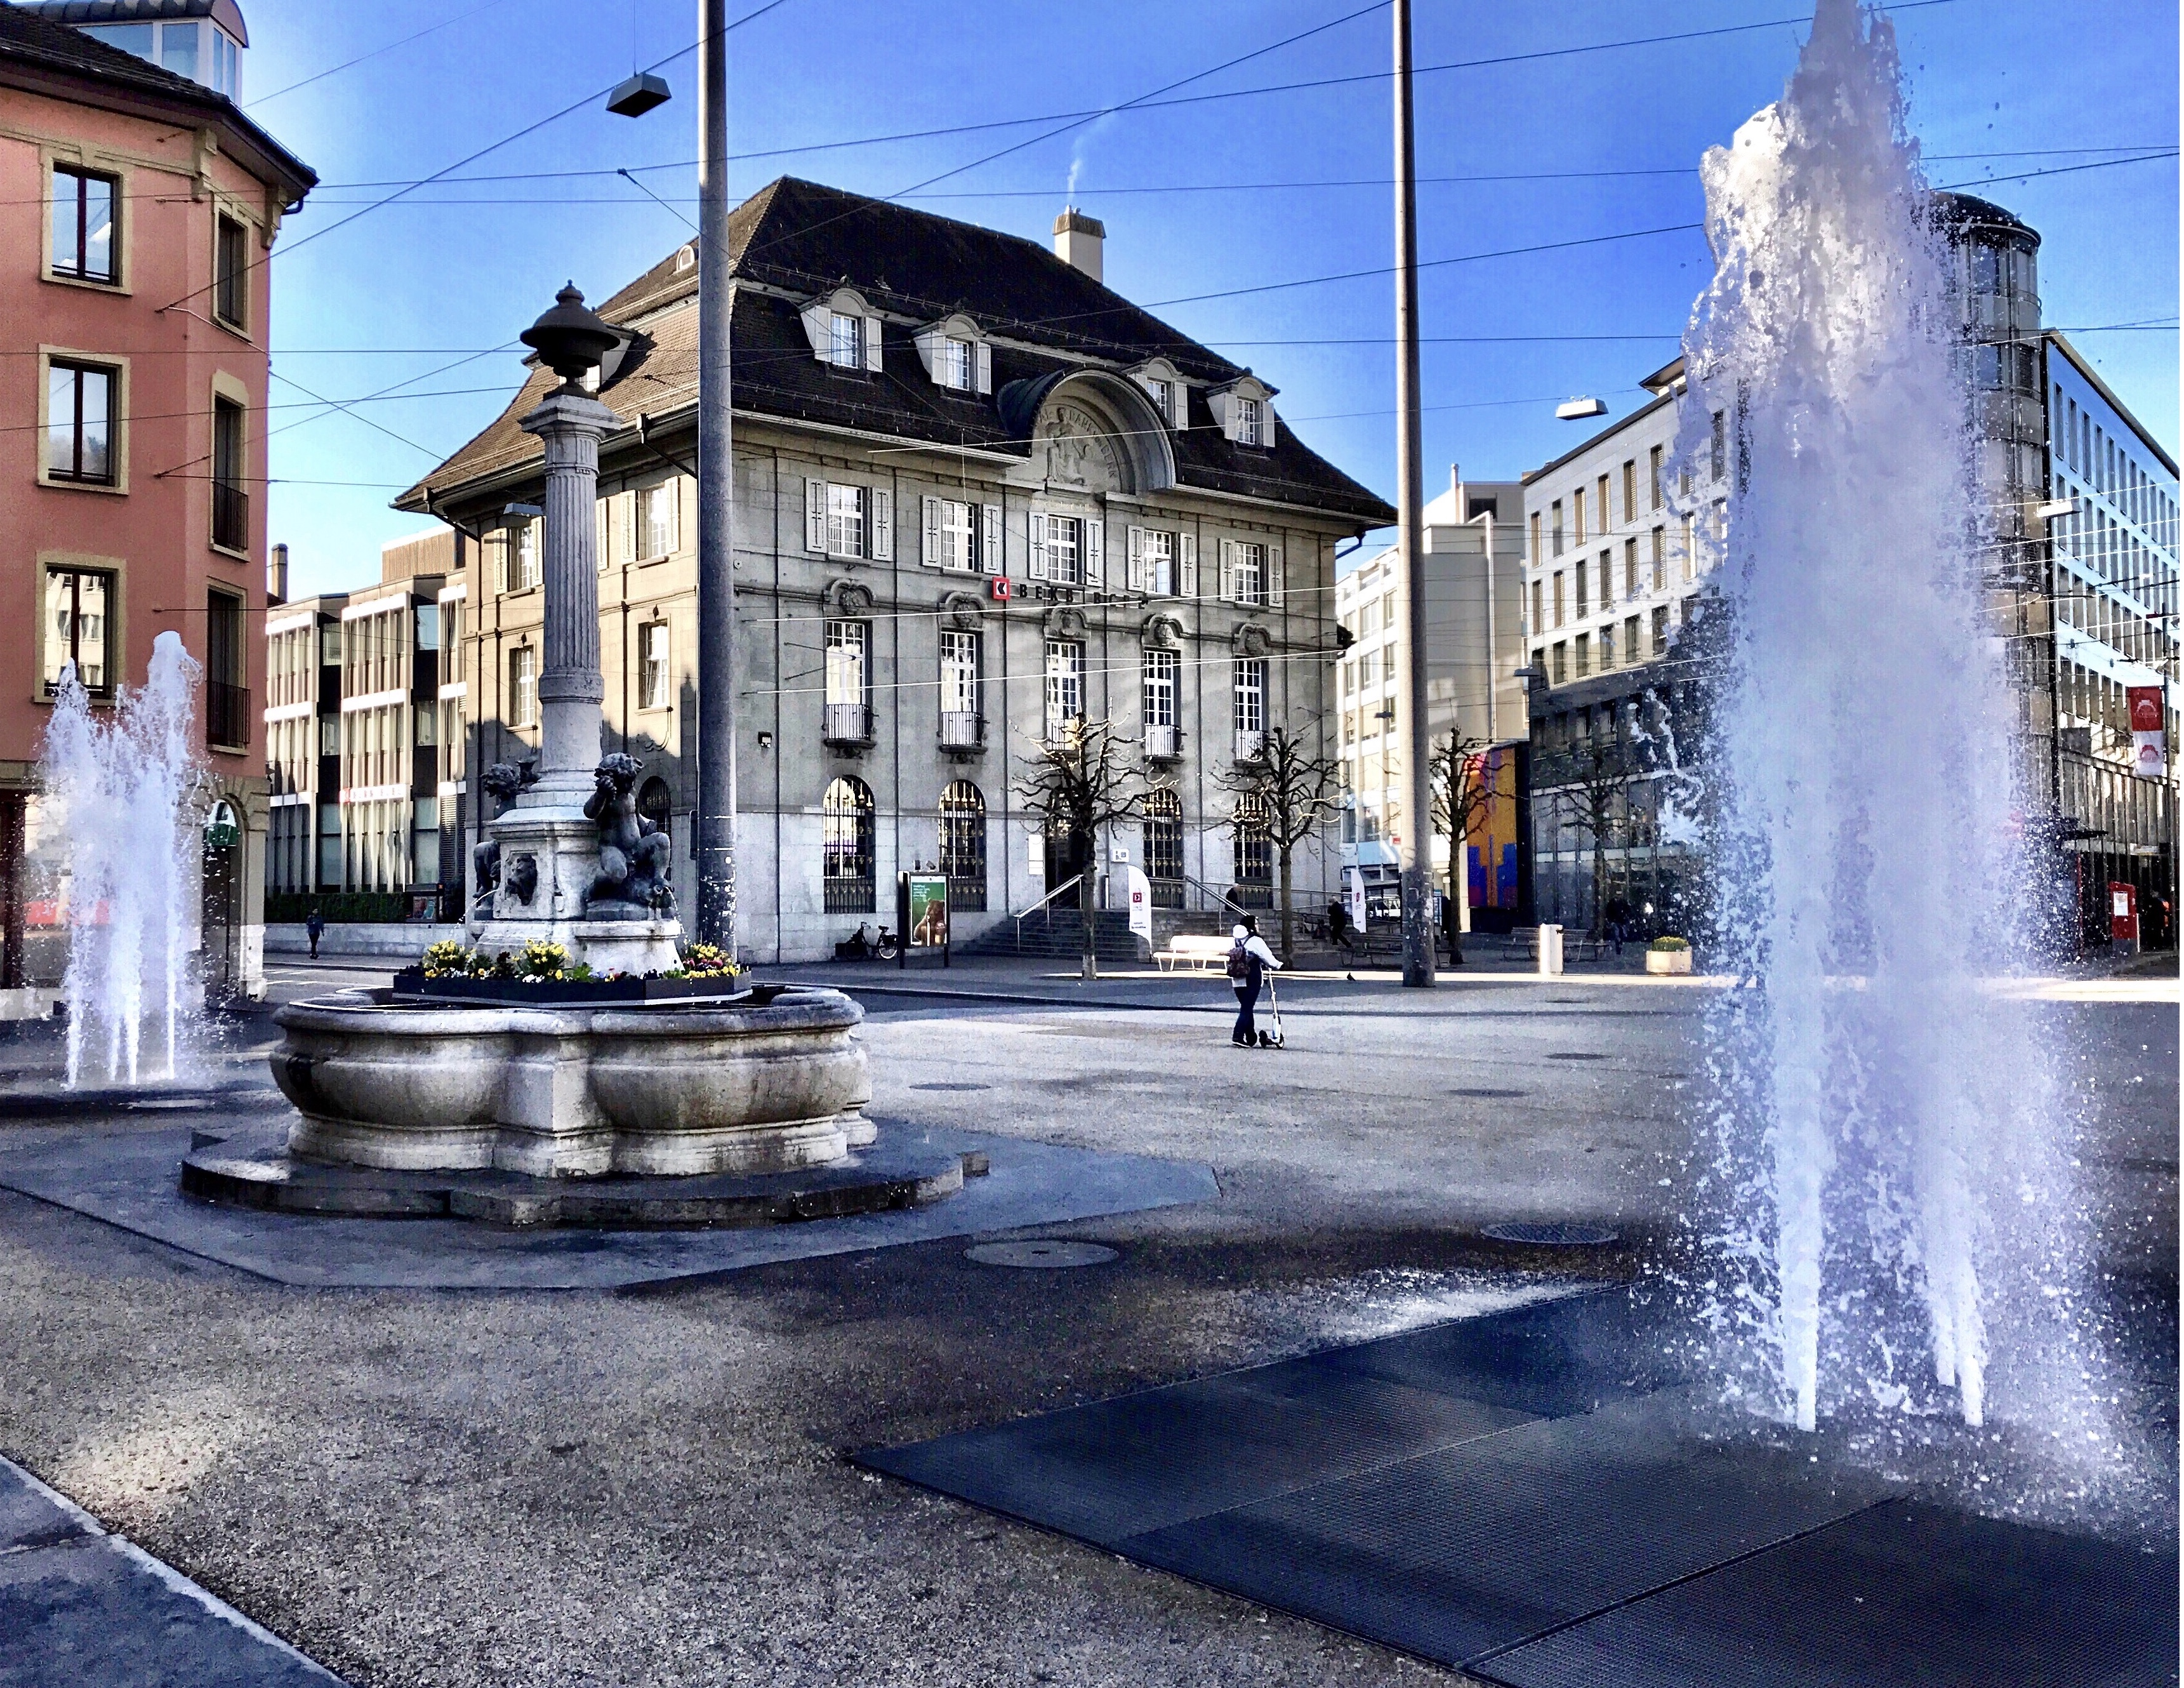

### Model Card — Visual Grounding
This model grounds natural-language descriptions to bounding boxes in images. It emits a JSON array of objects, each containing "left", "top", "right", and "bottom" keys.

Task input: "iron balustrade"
[
  {"left": 822, "top": 702, "right": 875, "bottom": 747},
  {"left": 213, "top": 482, "right": 249, "bottom": 552},
  {"left": 206, "top": 682, "right": 252, "bottom": 750},
  {"left": 939, "top": 711, "right": 986, "bottom": 751},
  {"left": 1144, "top": 723, "right": 1182, "bottom": 760}
]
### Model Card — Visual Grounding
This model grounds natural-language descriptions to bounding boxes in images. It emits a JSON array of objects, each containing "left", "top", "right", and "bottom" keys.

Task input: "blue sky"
[{"left": 235, "top": 0, "right": 2179, "bottom": 599}]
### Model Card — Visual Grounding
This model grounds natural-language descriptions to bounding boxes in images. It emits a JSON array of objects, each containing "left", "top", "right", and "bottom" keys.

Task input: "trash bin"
[{"left": 1538, "top": 924, "right": 1563, "bottom": 977}]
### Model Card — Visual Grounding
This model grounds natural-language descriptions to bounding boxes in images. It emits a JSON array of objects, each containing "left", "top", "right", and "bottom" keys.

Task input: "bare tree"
[
  {"left": 1215, "top": 719, "right": 1344, "bottom": 963},
  {"left": 1014, "top": 715, "right": 1160, "bottom": 981},
  {"left": 1553, "top": 731, "right": 1633, "bottom": 941},
  {"left": 1427, "top": 726, "right": 1498, "bottom": 965}
]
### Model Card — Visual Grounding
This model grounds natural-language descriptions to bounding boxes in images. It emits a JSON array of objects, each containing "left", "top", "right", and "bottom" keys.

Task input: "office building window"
[
  {"left": 1598, "top": 474, "right": 1611, "bottom": 532},
  {"left": 1600, "top": 625, "right": 1616, "bottom": 670},
  {"left": 1651, "top": 605, "right": 1669, "bottom": 656},
  {"left": 1622, "top": 461, "right": 1636, "bottom": 526},
  {"left": 45, "top": 359, "right": 114, "bottom": 484},
  {"left": 1234, "top": 395, "right": 1264, "bottom": 447},
  {"left": 1551, "top": 501, "right": 1564, "bottom": 555},
  {"left": 1651, "top": 526, "right": 1665, "bottom": 590},
  {"left": 1529, "top": 510, "right": 1542, "bottom": 565},
  {"left": 1043, "top": 639, "right": 1083, "bottom": 740},
  {"left": 1624, "top": 538, "right": 1639, "bottom": 600},
  {"left": 1711, "top": 409, "right": 1727, "bottom": 480},
  {"left": 636, "top": 482, "right": 677, "bottom": 559},
  {"left": 822, "top": 776, "right": 876, "bottom": 912},
  {"left": 1551, "top": 641, "right": 1568, "bottom": 686},
  {"left": 1573, "top": 487, "right": 1586, "bottom": 545},
  {"left": 1529, "top": 578, "right": 1543, "bottom": 637},
  {"left": 1552, "top": 572, "right": 1565, "bottom": 628},
  {"left": 51, "top": 163, "right": 117, "bottom": 284},
  {"left": 1575, "top": 561, "right": 1589, "bottom": 619},
  {"left": 640, "top": 620, "right": 670, "bottom": 710},
  {"left": 510, "top": 646, "right": 538, "bottom": 728},
  {"left": 1143, "top": 646, "right": 1178, "bottom": 746},
  {"left": 826, "top": 483, "right": 867, "bottom": 559},
  {"left": 1649, "top": 444, "right": 1663, "bottom": 511},
  {"left": 1233, "top": 657, "right": 1266, "bottom": 759},
  {"left": 513, "top": 519, "right": 541, "bottom": 591},
  {"left": 1047, "top": 514, "right": 1084, "bottom": 586},
  {"left": 1624, "top": 614, "right": 1641, "bottom": 665},
  {"left": 1574, "top": 633, "right": 1591, "bottom": 679},
  {"left": 214, "top": 213, "right": 247, "bottom": 330},
  {"left": 42, "top": 566, "right": 112, "bottom": 694}
]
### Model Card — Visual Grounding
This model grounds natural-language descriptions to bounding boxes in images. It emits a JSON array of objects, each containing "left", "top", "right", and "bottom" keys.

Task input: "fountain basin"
[{"left": 270, "top": 985, "right": 874, "bottom": 1178}]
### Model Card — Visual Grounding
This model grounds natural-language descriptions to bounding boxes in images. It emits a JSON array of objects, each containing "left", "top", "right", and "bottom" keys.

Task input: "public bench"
[{"left": 1156, "top": 934, "right": 1233, "bottom": 973}]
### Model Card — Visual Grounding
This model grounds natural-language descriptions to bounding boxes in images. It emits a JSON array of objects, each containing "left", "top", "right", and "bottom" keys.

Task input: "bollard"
[{"left": 1538, "top": 924, "right": 1563, "bottom": 977}]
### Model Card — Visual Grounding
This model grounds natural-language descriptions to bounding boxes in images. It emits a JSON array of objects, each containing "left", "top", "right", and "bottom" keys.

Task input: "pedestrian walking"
[
  {"left": 1224, "top": 915, "right": 1281, "bottom": 1048},
  {"left": 1327, "top": 898, "right": 1349, "bottom": 950},
  {"left": 1605, "top": 895, "right": 1629, "bottom": 957},
  {"left": 305, "top": 906, "right": 326, "bottom": 960}
]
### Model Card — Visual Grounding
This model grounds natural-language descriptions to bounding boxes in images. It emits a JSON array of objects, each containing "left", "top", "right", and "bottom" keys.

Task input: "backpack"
[{"left": 1224, "top": 938, "right": 1250, "bottom": 981}]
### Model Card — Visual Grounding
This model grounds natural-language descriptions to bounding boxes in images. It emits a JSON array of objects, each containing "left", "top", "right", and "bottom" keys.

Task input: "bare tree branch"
[
  {"left": 1013, "top": 715, "right": 1163, "bottom": 980},
  {"left": 1214, "top": 719, "right": 1343, "bottom": 962}
]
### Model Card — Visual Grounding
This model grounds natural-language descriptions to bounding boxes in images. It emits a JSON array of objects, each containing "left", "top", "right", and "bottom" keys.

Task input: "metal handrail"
[
  {"left": 1181, "top": 874, "right": 1252, "bottom": 920},
  {"left": 1009, "top": 873, "right": 1083, "bottom": 953}
]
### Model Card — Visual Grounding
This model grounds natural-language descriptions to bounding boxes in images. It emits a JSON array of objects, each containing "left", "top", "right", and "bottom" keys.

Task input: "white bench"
[{"left": 1156, "top": 934, "right": 1233, "bottom": 973}]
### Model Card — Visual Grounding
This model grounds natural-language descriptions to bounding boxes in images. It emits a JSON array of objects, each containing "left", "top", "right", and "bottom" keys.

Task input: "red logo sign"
[
  {"left": 989, "top": 577, "right": 1012, "bottom": 601},
  {"left": 2128, "top": 685, "right": 2164, "bottom": 733}
]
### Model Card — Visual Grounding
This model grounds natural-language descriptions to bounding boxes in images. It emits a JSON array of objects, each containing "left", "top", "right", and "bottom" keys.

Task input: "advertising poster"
[
  {"left": 904, "top": 874, "right": 949, "bottom": 950},
  {"left": 1464, "top": 746, "right": 1521, "bottom": 910},
  {"left": 2127, "top": 685, "right": 2167, "bottom": 780},
  {"left": 1126, "top": 866, "right": 1153, "bottom": 944}
]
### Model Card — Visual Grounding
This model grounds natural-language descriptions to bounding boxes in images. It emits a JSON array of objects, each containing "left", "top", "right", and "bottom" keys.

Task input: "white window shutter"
[
  {"left": 1268, "top": 545, "right": 1285, "bottom": 608},
  {"left": 1028, "top": 512, "right": 1049, "bottom": 580},
  {"left": 871, "top": 488, "right": 894, "bottom": 561},
  {"left": 1212, "top": 390, "right": 1234, "bottom": 441},
  {"left": 1170, "top": 383, "right": 1187, "bottom": 429},
  {"left": 1127, "top": 526, "right": 1146, "bottom": 594},
  {"left": 805, "top": 478, "right": 828, "bottom": 553},
  {"left": 1085, "top": 519, "right": 1104, "bottom": 588},
  {"left": 1179, "top": 532, "right": 1198, "bottom": 597},
  {"left": 799, "top": 300, "right": 832, "bottom": 361},
  {"left": 594, "top": 498, "right": 609, "bottom": 572},
  {"left": 981, "top": 503, "right": 1002, "bottom": 574},
  {"left": 864, "top": 316, "right": 884, "bottom": 372},
  {"left": 922, "top": 495, "right": 941, "bottom": 569},
  {"left": 1218, "top": 538, "right": 1236, "bottom": 602},
  {"left": 1261, "top": 405, "right": 1277, "bottom": 449},
  {"left": 974, "top": 341, "right": 991, "bottom": 395}
]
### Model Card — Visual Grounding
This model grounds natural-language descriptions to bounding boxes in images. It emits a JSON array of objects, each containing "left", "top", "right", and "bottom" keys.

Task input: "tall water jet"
[
  {"left": 38, "top": 630, "right": 205, "bottom": 1087},
  {"left": 1681, "top": 0, "right": 2066, "bottom": 1434}
]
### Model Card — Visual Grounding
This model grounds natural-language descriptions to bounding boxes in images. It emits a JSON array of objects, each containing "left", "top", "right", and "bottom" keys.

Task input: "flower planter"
[
  {"left": 1645, "top": 948, "right": 1693, "bottom": 975},
  {"left": 390, "top": 970, "right": 767, "bottom": 1007}
]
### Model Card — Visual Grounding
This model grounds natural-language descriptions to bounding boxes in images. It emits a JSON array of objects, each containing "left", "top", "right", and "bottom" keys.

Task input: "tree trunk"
[
  {"left": 1448, "top": 845, "right": 1464, "bottom": 966},
  {"left": 1078, "top": 841, "right": 1097, "bottom": 981},
  {"left": 1277, "top": 847, "right": 1294, "bottom": 964},
  {"left": 1591, "top": 823, "right": 1608, "bottom": 941}
]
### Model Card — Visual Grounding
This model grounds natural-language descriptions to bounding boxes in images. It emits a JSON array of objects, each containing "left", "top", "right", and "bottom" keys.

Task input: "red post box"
[{"left": 2108, "top": 881, "right": 2138, "bottom": 947}]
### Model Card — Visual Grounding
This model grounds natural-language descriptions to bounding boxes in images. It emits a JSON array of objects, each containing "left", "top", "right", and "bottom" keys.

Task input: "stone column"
[{"left": 520, "top": 390, "right": 618, "bottom": 794}]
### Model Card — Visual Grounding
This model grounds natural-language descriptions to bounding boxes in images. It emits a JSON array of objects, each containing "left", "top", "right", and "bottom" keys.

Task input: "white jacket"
[{"left": 1231, "top": 926, "right": 1281, "bottom": 973}]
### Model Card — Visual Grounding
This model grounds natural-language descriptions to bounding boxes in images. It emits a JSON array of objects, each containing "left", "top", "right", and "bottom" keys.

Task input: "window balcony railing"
[
  {"left": 1144, "top": 723, "right": 1182, "bottom": 761},
  {"left": 1233, "top": 729, "right": 1266, "bottom": 764},
  {"left": 939, "top": 711, "right": 986, "bottom": 752},
  {"left": 206, "top": 681, "right": 251, "bottom": 750},
  {"left": 822, "top": 702, "right": 874, "bottom": 747},
  {"left": 212, "top": 481, "right": 248, "bottom": 553}
]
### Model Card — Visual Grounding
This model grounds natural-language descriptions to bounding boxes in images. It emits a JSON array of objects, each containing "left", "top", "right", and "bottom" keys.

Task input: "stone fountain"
[{"left": 184, "top": 287, "right": 950, "bottom": 1224}]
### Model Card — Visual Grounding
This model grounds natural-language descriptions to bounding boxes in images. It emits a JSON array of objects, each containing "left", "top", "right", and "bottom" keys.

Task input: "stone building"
[
  {"left": 399, "top": 178, "right": 1391, "bottom": 962},
  {"left": 0, "top": 2, "right": 312, "bottom": 1012}
]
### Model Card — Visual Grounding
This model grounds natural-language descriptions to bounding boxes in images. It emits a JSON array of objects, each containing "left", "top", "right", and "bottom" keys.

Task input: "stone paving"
[{"left": 0, "top": 954, "right": 2172, "bottom": 1686}]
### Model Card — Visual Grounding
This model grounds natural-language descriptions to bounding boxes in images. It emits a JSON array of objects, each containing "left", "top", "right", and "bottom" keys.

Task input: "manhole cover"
[
  {"left": 965, "top": 1240, "right": 1118, "bottom": 1268},
  {"left": 1453, "top": 1088, "right": 1526, "bottom": 1098},
  {"left": 911, "top": 1082, "right": 991, "bottom": 1093},
  {"left": 1547, "top": 1052, "right": 1610, "bottom": 1061},
  {"left": 1480, "top": 1221, "right": 1619, "bottom": 1247}
]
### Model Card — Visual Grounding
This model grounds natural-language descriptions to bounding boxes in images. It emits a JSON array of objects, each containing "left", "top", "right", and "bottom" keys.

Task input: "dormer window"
[
  {"left": 1132, "top": 361, "right": 1189, "bottom": 429},
  {"left": 939, "top": 338, "right": 972, "bottom": 390},
  {"left": 81, "top": 17, "right": 243, "bottom": 100},
  {"left": 913, "top": 316, "right": 992, "bottom": 394},
  {"left": 1235, "top": 396, "right": 1264, "bottom": 448},
  {"left": 829, "top": 312, "right": 863, "bottom": 368},
  {"left": 1210, "top": 378, "right": 1277, "bottom": 448},
  {"left": 1148, "top": 378, "right": 1172, "bottom": 418}
]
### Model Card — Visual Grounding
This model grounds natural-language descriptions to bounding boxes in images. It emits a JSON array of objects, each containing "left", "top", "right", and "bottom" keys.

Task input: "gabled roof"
[
  {"left": 0, "top": 3, "right": 313, "bottom": 202},
  {"left": 400, "top": 176, "right": 1392, "bottom": 528}
]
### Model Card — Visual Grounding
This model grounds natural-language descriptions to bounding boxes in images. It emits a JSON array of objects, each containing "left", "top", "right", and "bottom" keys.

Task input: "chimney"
[
  {"left": 267, "top": 542, "right": 289, "bottom": 605},
  {"left": 1054, "top": 208, "right": 1104, "bottom": 284}
]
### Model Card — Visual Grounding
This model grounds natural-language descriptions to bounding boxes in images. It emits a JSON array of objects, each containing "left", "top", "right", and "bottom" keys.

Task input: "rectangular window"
[
  {"left": 1575, "top": 561, "right": 1589, "bottom": 619},
  {"left": 636, "top": 482, "right": 677, "bottom": 559},
  {"left": 940, "top": 629, "right": 981, "bottom": 716},
  {"left": 640, "top": 620, "right": 670, "bottom": 709},
  {"left": 1551, "top": 501, "right": 1565, "bottom": 555},
  {"left": 1142, "top": 529, "right": 1173, "bottom": 595},
  {"left": 1043, "top": 639, "right": 1083, "bottom": 740},
  {"left": 1551, "top": 641, "right": 1568, "bottom": 686},
  {"left": 214, "top": 213, "right": 246, "bottom": 329},
  {"left": 937, "top": 336, "right": 972, "bottom": 390},
  {"left": 1574, "top": 632, "right": 1591, "bottom": 679},
  {"left": 1143, "top": 647, "right": 1178, "bottom": 730},
  {"left": 161, "top": 17, "right": 199, "bottom": 79},
  {"left": 513, "top": 519, "right": 541, "bottom": 590},
  {"left": 1624, "top": 614, "right": 1641, "bottom": 665},
  {"left": 1711, "top": 409, "right": 1727, "bottom": 480},
  {"left": 1552, "top": 572, "right": 1565, "bottom": 628},
  {"left": 510, "top": 647, "right": 538, "bottom": 729},
  {"left": 1529, "top": 510, "right": 1542, "bottom": 564},
  {"left": 824, "top": 621, "right": 870, "bottom": 742},
  {"left": 1598, "top": 474, "right": 1612, "bottom": 532},
  {"left": 1651, "top": 605, "right": 1669, "bottom": 656},
  {"left": 1600, "top": 624, "right": 1615, "bottom": 671},
  {"left": 1148, "top": 378, "right": 1172, "bottom": 418},
  {"left": 42, "top": 566, "right": 112, "bottom": 693},
  {"left": 206, "top": 588, "right": 246, "bottom": 747},
  {"left": 1573, "top": 487, "right": 1586, "bottom": 546},
  {"left": 1233, "top": 657, "right": 1266, "bottom": 759},
  {"left": 1233, "top": 540, "right": 1266, "bottom": 606},
  {"left": 825, "top": 482, "right": 867, "bottom": 558},
  {"left": 933, "top": 498, "right": 978, "bottom": 571},
  {"left": 828, "top": 312, "right": 863, "bottom": 368},
  {"left": 1047, "top": 515, "right": 1083, "bottom": 586},
  {"left": 45, "top": 359, "right": 114, "bottom": 484},
  {"left": 1649, "top": 445, "right": 1663, "bottom": 512},
  {"left": 51, "top": 164, "right": 116, "bottom": 284},
  {"left": 1624, "top": 538, "right": 1639, "bottom": 601},
  {"left": 211, "top": 394, "right": 246, "bottom": 550},
  {"left": 415, "top": 604, "right": 439, "bottom": 651},
  {"left": 1529, "top": 578, "right": 1542, "bottom": 637},
  {"left": 1622, "top": 461, "right": 1636, "bottom": 526},
  {"left": 1651, "top": 527, "right": 1665, "bottom": 589},
  {"left": 1235, "top": 395, "right": 1263, "bottom": 447}
]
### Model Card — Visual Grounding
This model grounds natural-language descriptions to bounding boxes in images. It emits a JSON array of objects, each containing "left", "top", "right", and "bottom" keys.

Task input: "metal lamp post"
[{"left": 1391, "top": 0, "right": 1434, "bottom": 988}]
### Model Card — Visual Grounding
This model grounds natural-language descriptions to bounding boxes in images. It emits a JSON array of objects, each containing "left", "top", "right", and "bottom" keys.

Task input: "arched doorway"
[
  {"left": 821, "top": 777, "right": 875, "bottom": 914},
  {"left": 939, "top": 781, "right": 986, "bottom": 911}
]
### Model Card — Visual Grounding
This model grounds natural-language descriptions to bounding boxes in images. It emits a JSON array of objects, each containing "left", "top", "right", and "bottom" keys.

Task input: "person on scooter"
[{"left": 1224, "top": 914, "right": 1281, "bottom": 1048}]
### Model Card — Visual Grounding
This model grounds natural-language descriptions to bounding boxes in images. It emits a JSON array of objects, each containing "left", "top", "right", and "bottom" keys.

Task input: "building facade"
[
  {"left": 264, "top": 528, "right": 470, "bottom": 918},
  {"left": 1335, "top": 470, "right": 1527, "bottom": 923},
  {"left": 1518, "top": 194, "right": 2178, "bottom": 947},
  {"left": 402, "top": 181, "right": 1391, "bottom": 962},
  {"left": 0, "top": 3, "right": 312, "bottom": 1010}
]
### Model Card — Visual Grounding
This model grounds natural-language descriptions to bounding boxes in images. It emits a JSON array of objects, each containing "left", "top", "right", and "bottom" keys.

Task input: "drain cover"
[
  {"left": 965, "top": 1240, "right": 1118, "bottom": 1268},
  {"left": 1481, "top": 1221, "right": 1619, "bottom": 1247},
  {"left": 1453, "top": 1088, "right": 1526, "bottom": 1099},
  {"left": 912, "top": 1082, "right": 991, "bottom": 1093}
]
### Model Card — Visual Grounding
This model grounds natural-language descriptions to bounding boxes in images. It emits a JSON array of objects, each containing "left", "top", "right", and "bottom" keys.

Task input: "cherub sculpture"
[
  {"left": 584, "top": 752, "right": 675, "bottom": 917},
  {"left": 471, "top": 759, "right": 538, "bottom": 896}
]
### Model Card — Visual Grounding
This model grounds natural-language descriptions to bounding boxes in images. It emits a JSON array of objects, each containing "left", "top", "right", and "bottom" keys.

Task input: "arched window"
[
  {"left": 939, "top": 781, "right": 986, "bottom": 912},
  {"left": 822, "top": 776, "right": 875, "bottom": 913},
  {"left": 637, "top": 776, "right": 673, "bottom": 838},
  {"left": 1232, "top": 792, "right": 1273, "bottom": 907},
  {"left": 1142, "top": 788, "right": 1183, "bottom": 908}
]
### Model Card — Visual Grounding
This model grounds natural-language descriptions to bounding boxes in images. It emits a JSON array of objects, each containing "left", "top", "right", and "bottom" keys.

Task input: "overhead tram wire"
[{"left": 242, "top": 0, "right": 523, "bottom": 109}]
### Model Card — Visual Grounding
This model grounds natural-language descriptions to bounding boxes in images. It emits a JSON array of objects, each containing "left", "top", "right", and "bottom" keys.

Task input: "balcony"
[
  {"left": 939, "top": 711, "right": 986, "bottom": 755},
  {"left": 1233, "top": 729, "right": 1266, "bottom": 764},
  {"left": 206, "top": 681, "right": 251, "bottom": 750},
  {"left": 1144, "top": 723, "right": 1182, "bottom": 762},
  {"left": 822, "top": 702, "right": 874, "bottom": 749},
  {"left": 212, "top": 481, "right": 248, "bottom": 553}
]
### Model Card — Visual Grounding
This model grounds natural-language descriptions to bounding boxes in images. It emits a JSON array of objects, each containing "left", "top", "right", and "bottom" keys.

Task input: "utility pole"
[
  {"left": 693, "top": 0, "right": 738, "bottom": 955},
  {"left": 1392, "top": 0, "right": 1434, "bottom": 988}
]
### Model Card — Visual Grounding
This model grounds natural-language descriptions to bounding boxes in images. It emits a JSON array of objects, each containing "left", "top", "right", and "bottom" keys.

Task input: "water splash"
[
  {"left": 1678, "top": 0, "right": 2077, "bottom": 1438},
  {"left": 39, "top": 630, "right": 204, "bottom": 1086}
]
